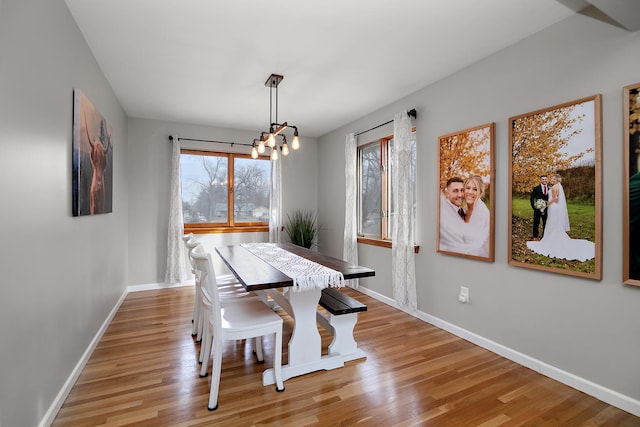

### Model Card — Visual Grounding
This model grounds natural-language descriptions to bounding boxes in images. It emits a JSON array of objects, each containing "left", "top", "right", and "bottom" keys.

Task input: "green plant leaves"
[{"left": 285, "top": 209, "right": 318, "bottom": 249}]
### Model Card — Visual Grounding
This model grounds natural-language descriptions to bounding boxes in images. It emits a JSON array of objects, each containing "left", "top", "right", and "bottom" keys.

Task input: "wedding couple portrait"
[
  {"left": 437, "top": 122, "right": 494, "bottom": 261},
  {"left": 509, "top": 95, "right": 601, "bottom": 279},
  {"left": 438, "top": 175, "right": 490, "bottom": 258},
  {"left": 526, "top": 174, "right": 595, "bottom": 262}
]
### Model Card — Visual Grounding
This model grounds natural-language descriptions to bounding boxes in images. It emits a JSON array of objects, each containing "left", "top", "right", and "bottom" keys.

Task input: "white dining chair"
[
  {"left": 191, "top": 251, "right": 285, "bottom": 410},
  {"left": 188, "top": 242, "right": 268, "bottom": 364},
  {"left": 186, "top": 240, "right": 260, "bottom": 342},
  {"left": 183, "top": 234, "right": 200, "bottom": 336}
]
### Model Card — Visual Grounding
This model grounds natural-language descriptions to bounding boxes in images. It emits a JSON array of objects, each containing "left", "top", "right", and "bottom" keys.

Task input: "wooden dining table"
[{"left": 215, "top": 243, "right": 375, "bottom": 386}]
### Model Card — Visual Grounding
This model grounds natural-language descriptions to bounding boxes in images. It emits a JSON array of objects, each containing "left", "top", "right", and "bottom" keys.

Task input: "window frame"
[
  {"left": 356, "top": 130, "right": 417, "bottom": 250},
  {"left": 181, "top": 149, "right": 270, "bottom": 234},
  {"left": 357, "top": 137, "right": 391, "bottom": 247}
]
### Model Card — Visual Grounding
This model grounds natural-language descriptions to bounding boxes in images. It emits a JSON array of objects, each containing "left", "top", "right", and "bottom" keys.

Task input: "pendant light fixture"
[{"left": 250, "top": 73, "right": 300, "bottom": 160}]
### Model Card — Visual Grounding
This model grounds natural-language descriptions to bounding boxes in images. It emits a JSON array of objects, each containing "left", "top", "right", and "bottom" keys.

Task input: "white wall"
[
  {"left": 127, "top": 117, "right": 319, "bottom": 285},
  {"left": 0, "top": 1, "right": 129, "bottom": 425},
  {"left": 318, "top": 12, "right": 640, "bottom": 410}
]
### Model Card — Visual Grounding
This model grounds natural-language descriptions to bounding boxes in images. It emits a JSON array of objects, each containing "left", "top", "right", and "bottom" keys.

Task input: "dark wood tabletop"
[{"left": 215, "top": 243, "right": 375, "bottom": 291}]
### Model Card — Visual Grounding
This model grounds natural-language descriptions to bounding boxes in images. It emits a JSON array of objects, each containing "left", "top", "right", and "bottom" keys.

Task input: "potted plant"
[{"left": 285, "top": 209, "right": 319, "bottom": 249}]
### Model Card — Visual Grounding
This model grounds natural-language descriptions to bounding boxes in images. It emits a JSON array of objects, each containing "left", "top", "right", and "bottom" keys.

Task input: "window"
[
  {"left": 180, "top": 150, "right": 270, "bottom": 233},
  {"left": 357, "top": 132, "right": 416, "bottom": 247}
]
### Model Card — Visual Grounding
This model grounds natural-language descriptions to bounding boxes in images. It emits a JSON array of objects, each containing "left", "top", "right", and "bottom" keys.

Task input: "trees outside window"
[
  {"left": 180, "top": 150, "right": 270, "bottom": 233},
  {"left": 357, "top": 132, "right": 416, "bottom": 245}
]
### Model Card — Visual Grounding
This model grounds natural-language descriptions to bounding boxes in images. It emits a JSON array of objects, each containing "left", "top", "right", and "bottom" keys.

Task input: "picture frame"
[
  {"left": 437, "top": 122, "right": 495, "bottom": 262},
  {"left": 72, "top": 88, "right": 113, "bottom": 216},
  {"left": 508, "top": 95, "right": 602, "bottom": 280},
  {"left": 623, "top": 82, "right": 640, "bottom": 286}
]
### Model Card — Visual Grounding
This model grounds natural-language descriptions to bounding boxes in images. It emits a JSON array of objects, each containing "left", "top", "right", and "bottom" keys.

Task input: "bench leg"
[{"left": 326, "top": 313, "right": 366, "bottom": 362}]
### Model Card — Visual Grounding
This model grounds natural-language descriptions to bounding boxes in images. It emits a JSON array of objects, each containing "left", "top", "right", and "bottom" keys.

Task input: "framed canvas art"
[
  {"left": 437, "top": 122, "right": 495, "bottom": 262},
  {"left": 508, "top": 95, "right": 602, "bottom": 280},
  {"left": 72, "top": 88, "right": 113, "bottom": 216},
  {"left": 623, "top": 82, "right": 640, "bottom": 286}
]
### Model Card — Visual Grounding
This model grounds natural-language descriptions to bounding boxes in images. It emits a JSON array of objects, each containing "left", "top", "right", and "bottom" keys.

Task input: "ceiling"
[{"left": 65, "top": 0, "right": 584, "bottom": 138}]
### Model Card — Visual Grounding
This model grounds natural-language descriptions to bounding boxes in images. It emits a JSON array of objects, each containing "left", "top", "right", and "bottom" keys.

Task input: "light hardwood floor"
[{"left": 52, "top": 286, "right": 639, "bottom": 426}]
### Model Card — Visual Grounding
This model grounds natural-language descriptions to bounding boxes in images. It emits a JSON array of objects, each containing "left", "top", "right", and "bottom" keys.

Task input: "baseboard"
[
  {"left": 38, "top": 288, "right": 129, "bottom": 427},
  {"left": 355, "top": 285, "right": 640, "bottom": 417},
  {"left": 39, "top": 280, "right": 195, "bottom": 426},
  {"left": 127, "top": 279, "right": 194, "bottom": 293}
]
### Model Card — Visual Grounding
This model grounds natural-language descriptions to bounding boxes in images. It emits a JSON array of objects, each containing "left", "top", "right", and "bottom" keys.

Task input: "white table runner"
[{"left": 241, "top": 243, "right": 345, "bottom": 291}]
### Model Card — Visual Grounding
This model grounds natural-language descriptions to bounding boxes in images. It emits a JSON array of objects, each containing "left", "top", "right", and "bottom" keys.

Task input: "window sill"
[
  {"left": 357, "top": 237, "right": 420, "bottom": 253},
  {"left": 185, "top": 224, "right": 269, "bottom": 234}
]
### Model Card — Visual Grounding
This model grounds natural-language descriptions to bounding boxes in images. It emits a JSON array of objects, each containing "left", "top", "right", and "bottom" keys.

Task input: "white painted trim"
[
  {"left": 127, "top": 279, "right": 194, "bottom": 293},
  {"left": 40, "top": 280, "right": 197, "bottom": 426},
  {"left": 355, "top": 286, "right": 640, "bottom": 417},
  {"left": 38, "top": 288, "right": 129, "bottom": 427}
]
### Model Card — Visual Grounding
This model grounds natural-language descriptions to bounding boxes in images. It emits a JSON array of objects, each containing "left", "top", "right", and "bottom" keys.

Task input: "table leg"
[{"left": 262, "top": 287, "right": 344, "bottom": 386}]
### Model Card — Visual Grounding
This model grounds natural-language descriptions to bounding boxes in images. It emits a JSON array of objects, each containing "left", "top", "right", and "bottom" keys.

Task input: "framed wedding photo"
[
  {"left": 623, "top": 82, "right": 640, "bottom": 286},
  {"left": 437, "top": 122, "right": 495, "bottom": 262},
  {"left": 508, "top": 95, "right": 602, "bottom": 280}
]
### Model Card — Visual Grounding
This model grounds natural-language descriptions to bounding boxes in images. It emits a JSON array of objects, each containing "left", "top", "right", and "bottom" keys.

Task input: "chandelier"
[{"left": 251, "top": 73, "right": 300, "bottom": 160}]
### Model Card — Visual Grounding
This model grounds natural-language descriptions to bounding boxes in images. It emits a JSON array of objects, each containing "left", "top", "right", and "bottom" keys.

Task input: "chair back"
[
  {"left": 188, "top": 242, "right": 206, "bottom": 288},
  {"left": 191, "top": 251, "right": 222, "bottom": 330},
  {"left": 185, "top": 239, "right": 200, "bottom": 273},
  {"left": 183, "top": 233, "right": 196, "bottom": 273}
]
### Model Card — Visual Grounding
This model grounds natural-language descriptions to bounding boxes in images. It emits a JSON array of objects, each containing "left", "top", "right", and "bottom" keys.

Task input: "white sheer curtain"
[
  {"left": 165, "top": 137, "right": 189, "bottom": 284},
  {"left": 343, "top": 133, "right": 359, "bottom": 287},
  {"left": 269, "top": 156, "right": 282, "bottom": 243},
  {"left": 392, "top": 111, "right": 416, "bottom": 310}
]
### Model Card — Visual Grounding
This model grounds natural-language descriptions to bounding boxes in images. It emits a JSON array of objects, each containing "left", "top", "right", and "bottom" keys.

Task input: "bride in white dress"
[
  {"left": 462, "top": 175, "right": 490, "bottom": 257},
  {"left": 526, "top": 174, "right": 594, "bottom": 261}
]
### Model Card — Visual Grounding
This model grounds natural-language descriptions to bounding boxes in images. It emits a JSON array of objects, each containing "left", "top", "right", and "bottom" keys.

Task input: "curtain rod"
[
  {"left": 354, "top": 108, "right": 417, "bottom": 137},
  {"left": 168, "top": 135, "right": 253, "bottom": 148}
]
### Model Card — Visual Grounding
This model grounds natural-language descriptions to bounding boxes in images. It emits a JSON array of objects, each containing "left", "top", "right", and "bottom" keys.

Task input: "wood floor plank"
[{"left": 52, "top": 287, "right": 639, "bottom": 426}]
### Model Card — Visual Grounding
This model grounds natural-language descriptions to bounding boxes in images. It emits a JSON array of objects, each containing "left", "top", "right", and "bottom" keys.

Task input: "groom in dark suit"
[{"left": 530, "top": 175, "right": 549, "bottom": 240}]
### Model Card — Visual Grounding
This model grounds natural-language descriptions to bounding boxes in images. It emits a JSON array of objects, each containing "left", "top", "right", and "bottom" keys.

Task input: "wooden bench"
[{"left": 316, "top": 287, "right": 367, "bottom": 362}]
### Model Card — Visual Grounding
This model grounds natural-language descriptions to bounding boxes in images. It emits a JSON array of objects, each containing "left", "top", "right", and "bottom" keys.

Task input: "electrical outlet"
[{"left": 459, "top": 286, "right": 469, "bottom": 303}]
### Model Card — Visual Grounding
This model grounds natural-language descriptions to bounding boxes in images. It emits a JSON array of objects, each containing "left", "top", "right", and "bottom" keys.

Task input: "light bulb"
[
  {"left": 291, "top": 135, "right": 300, "bottom": 150},
  {"left": 251, "top": 145, "right": 258, "bottom": 159},
  {"left": 267, "top": 133, "right": 276, "bottom": 148},
  {"left": 271, "top": 147, "right": 278, "bottom": 160},
  {"left": 258, "top": 141, "right": 266, "bottom": 154},
  {"left": 281, "top": 142, "right": 289, "bottom": 156}
]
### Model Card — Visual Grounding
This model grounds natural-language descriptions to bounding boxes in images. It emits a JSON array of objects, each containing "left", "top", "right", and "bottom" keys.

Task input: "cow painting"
[{"left": 72, "top": 89, "right": 113, "bottom": 216}]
